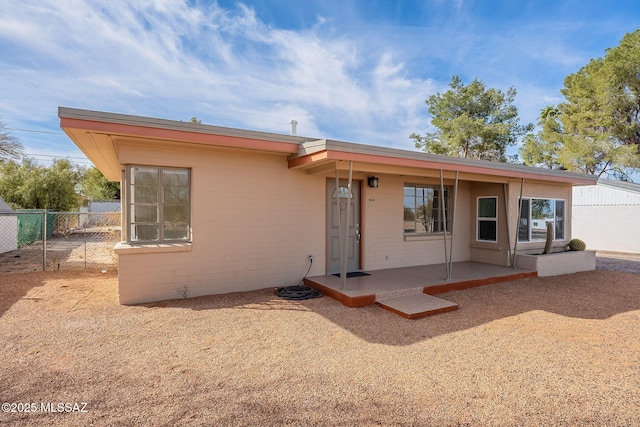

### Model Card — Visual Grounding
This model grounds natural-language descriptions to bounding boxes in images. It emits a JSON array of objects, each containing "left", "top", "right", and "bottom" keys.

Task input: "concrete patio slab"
[{"left": 304, "top": 261, "right": 537, "bottom": 308}]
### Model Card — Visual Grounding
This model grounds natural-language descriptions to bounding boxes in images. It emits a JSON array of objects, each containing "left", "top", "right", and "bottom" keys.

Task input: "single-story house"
[
  {"left": 59, "top": 107, "right": 598, "bottom": 304},
  {"left": 0, "top": 197, "right": 18, "bottom": 254},
  {"left": 572, "top": 178, "right": 640, "bottom": 253}
]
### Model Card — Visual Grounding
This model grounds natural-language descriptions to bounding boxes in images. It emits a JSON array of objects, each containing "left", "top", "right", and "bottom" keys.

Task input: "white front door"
[{"left": 327, "top": 179, "right": 361, "bottom": 274}]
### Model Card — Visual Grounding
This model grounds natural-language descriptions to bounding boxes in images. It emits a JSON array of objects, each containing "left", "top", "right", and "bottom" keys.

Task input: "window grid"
[
  {"left": 127, "top": 166, "right": 190, "bottom": 243},
  {"left": 477, "top": 197, "right": 498, "bottom": 242}
]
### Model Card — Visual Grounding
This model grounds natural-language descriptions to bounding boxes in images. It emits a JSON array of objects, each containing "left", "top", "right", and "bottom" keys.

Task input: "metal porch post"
[
  {"left": 341, "top": 161, "right": 353, "bottom": 290},
  {"left": 511, "top": 178, "right": 525, "bottom": 268},
  {"left": 440, "top": 170, "right": 449, "bottom": 280},
  {"left": 504, "top": 183, "right": 513, "bottom": 267},
  {"left": 335, "top": 162, "right": 353, "bottom": 290},
  {"left": 335, "top": 167, "right": 343, "bottom": 287},
  {"left": 447, "top": 171, "right": 459, "bottom": 279}
]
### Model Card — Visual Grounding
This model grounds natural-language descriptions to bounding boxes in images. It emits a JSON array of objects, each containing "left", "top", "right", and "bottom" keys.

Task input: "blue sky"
[{"left": 1, "top": 0, "right": 639, "bottom": 166}]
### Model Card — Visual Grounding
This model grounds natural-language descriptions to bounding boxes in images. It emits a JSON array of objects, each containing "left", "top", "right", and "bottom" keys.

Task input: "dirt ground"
[
  {"left": 0, "top": 235, "right": 116, "bottom": 274},
  {"left": 0, "top": 254, "right": 639, "bottom": 426}
]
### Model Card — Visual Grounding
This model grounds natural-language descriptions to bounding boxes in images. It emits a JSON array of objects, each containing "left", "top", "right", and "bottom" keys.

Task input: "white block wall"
[
  {"left": 572, "top": 205, "right": 640, "bottom": 253},
  {"left": 572, "top": 183, "right": 640, "bottom": 253}
]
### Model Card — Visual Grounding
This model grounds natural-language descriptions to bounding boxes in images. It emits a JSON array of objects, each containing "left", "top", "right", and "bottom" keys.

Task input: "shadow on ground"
[
  {"left": 0, "top": 272, "right": 49, "bottom": 316},
  {"left": 142, "top": 269, "right": 640, "bottom": 345}
]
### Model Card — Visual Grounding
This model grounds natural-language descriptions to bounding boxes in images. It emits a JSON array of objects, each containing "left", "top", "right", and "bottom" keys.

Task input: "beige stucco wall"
[
  {"left": 113, "top": 144, "right": 476, "bottom": 304},
  {"left": 360, "top": 174, "right": 471, "bottom": 270},
  {"left": 470, "top": 180, "right": 574, "bottom": 265},
  {"left": 115, "top": 141, "right": 326, "bottom": 304},
  {"left": 469, "top": 182, "right": 510, "bottom": 266},
  {"left": 112, "top": 139, "right": 577, "bottom": 304}
]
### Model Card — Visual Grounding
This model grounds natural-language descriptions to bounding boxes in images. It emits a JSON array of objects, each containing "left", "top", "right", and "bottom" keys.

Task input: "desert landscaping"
[{"left": 0, "top": 254, "right": 639, "bottom": 426}]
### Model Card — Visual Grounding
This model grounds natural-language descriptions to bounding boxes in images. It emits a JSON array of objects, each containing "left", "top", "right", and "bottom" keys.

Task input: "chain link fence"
[{"left": 0, "top": 211, "right": 120, "bottom": 273}]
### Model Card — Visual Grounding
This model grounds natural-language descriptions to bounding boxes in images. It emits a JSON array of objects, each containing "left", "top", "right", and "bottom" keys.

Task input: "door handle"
[{"left": 355, "top": 223, "right": 361, "bottom": 244}]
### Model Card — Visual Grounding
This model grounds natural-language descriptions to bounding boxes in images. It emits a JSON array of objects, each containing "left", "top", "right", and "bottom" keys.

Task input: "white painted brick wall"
[{"left": 572, "top": 205, "right": 640, "bottom": 253}]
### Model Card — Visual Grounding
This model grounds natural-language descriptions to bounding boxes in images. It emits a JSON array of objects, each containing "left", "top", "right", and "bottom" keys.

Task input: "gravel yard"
[{"left": 0, "top": 254, "right": 639, "bottom": 426}]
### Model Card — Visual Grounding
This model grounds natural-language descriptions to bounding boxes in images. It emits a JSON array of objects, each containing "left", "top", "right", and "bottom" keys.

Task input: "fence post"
[
  {"left": 84, "top": 219, "right": 88, "bottom": 269},
  {"left": 42, "top": 209, "right": 47, "bottom": 271}
]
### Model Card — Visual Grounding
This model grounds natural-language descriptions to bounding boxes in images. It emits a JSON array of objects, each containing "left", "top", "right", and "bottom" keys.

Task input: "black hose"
[
  {"left": 274, "top": 285, "right": 322, "bottom": 300},
  {"left": 274, "top": 258, "right": 322, "bottom": 300}
]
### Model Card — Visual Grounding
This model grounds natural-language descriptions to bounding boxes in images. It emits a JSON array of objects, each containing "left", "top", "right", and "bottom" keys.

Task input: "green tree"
[
  {"left": 411, "top": 75, "right": 533, "bottom": 162},
  {"left": 78, "top": 166, "right": 120, "bottom": 201},
  {"left": 0, "top": 119, "right": 23, "bottom": 160},
  {"left": 0, "top": 158, "right": 81, "bottom": 210},
  {"left": 518, "top": 106, "right": 564, "bottom": 169},
  {"left": 521, "top": 30, "right": 640, "bottom": 178},
  {"left": 0, "top": 160, "right": 23, "bottom": 207}
]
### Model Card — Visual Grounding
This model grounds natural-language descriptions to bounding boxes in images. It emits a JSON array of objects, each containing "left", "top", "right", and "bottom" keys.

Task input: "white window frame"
[
  {"left": 126, "top": 165, "right": 191, "bottom": 244},
  {"left": 476, "top": 196, "right": 498, "bottom": 242},
  {"left": 518, "top": 198, "right": 566, "bottom": 242}
]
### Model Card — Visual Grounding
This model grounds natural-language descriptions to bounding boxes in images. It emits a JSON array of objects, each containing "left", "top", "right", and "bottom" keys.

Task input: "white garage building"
[{"left": 572, "top": 179, "right": 640, "bottom": 253}]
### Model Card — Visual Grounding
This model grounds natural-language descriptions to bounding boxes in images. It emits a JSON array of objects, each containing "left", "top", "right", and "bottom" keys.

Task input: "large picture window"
[
  {"left": 518, "top": 198, "right": 565, "bottom": 242},
  {"left": 477, "top": 197, "right": 497, "bottom": 242},
  {"left": 127, "top": 165, "right": 191, "bottom": 243},
  {"left": 403, "top": 184, "right": 449, "bottom": 234}
]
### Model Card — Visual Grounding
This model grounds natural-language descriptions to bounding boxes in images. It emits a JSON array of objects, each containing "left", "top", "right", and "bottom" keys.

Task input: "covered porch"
[
  {"left": 289, "top": 139, "right": 595, "bottom": 319},
  {"left": 305, "top": 262, "right": 537, "bottom": 319},
  {"left": 288, "top": 140, "right": 596, "bottom": 279}
]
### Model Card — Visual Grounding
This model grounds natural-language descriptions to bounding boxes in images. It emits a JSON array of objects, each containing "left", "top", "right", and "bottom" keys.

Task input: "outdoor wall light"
[{"left": 367, "top": 176, "right": 379, "bottom": 188}]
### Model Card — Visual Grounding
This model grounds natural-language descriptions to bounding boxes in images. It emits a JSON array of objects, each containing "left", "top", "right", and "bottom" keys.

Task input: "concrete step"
[
  {"left": 374, "top": 287, "right": 424, "bottom": 302},
  {"left": 376, "top": 293, "right": 458, "bottom": 319}
]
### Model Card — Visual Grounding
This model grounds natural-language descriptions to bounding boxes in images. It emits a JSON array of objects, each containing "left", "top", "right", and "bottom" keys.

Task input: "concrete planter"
[{"left": 515, "top": 250, "right": 596, "bottom": 277}]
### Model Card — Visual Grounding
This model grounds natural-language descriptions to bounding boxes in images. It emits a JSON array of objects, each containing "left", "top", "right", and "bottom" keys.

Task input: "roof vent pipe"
[{"left": 289, "top": 120, "right": 298, "bottom": 136}]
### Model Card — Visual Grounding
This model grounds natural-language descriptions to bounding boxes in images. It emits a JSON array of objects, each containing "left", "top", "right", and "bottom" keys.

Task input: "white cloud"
[
  {"left": 0, "top": 0, "right": 637, "bottom": 162},
  {"left": 1, "top": 1, "right": 437, "bottom": 151}
]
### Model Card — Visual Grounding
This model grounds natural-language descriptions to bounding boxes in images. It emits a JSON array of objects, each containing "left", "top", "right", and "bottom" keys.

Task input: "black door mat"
[{"left": 332, "top": 271, "right": 371, "bottom": 278}]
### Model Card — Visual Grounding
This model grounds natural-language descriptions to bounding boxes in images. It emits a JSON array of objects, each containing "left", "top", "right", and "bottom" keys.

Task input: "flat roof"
[
  {"left": 59, "top": 107, "right": 310, "bottom": 147},
  {"left": 289, "top": 139, "right": 596, "bottom": 184},
  {"left": 59, "top": 106, "right": 597, "bottom": 185},
  {"left": 598, "top": 178, "right": 640, "bottom": 193}
]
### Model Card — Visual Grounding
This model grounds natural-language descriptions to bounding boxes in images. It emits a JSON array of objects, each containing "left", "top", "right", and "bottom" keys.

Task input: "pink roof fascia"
[
  {"left": 59, "top": 107, "right": 597, "bottom": 187},
  {"left": 59, "top": 117, "right": 301, "bottom": 154},
  {"left": 289, "top": 149, "right": 597, "bottom": 185}
]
